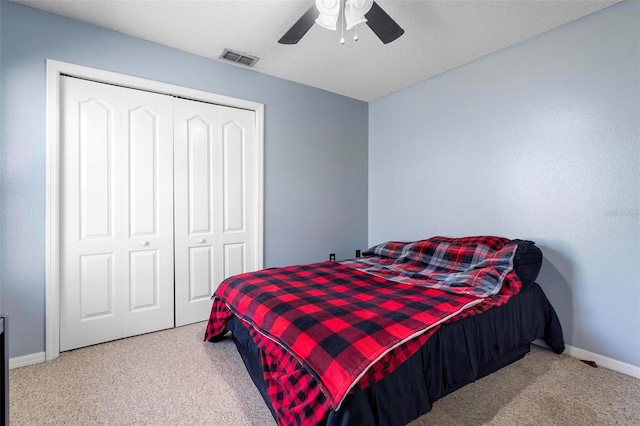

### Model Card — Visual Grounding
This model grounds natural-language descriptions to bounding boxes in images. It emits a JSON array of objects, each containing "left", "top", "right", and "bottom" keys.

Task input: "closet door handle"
[
  {"left": 198, "top": 239, "right": 206, "bottom": 244},
  {"left": 140, "top": 241, "right": 149, "bottom": 247}
]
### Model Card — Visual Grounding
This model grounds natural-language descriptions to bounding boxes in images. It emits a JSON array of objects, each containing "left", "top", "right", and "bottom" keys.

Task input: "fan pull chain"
[
  {"left": 354, "top": 24, "right": 359, "bottom": 41},
  {"left": 340, "top": 0, "right": 345, "bottom": 44}
]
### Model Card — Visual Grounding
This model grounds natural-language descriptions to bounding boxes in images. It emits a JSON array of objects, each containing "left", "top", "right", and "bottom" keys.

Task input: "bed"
[{"left": 205, "top": 236, "right": 565, "bottom": 426}]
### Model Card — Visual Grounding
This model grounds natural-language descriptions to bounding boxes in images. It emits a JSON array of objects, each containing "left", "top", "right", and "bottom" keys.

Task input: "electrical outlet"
[
  {"left": 356, "top": 249, "right": 361, "bottom": 258},
  {"left": 329, "top": 253, "right": 336, "bottom": 262}
]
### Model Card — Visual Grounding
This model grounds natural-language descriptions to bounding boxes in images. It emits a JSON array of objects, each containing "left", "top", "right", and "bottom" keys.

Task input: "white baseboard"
[
  {"left": 9, "top": 344, "right": 640, "bottom": 379},
  {"left": 9, "top": 352, "right": 46, "bottom": 369},
  {"left": 532, "top": 340, "right": 640, "bottom": 379}
]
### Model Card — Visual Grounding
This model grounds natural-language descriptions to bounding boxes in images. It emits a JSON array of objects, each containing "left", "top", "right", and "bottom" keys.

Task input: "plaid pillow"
[{"left": 364, "top": 235, "right": 510, "bottom": 261}]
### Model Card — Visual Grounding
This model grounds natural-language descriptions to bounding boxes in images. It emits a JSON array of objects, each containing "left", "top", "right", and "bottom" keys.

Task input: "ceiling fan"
[{"left": 278, "top": 0, "right": 404, "bottom": 45}]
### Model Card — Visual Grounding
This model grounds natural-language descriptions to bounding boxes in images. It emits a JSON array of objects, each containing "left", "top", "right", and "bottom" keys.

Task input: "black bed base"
[{"left": 227, "top": 283, "right": 564, "bottom": 426}]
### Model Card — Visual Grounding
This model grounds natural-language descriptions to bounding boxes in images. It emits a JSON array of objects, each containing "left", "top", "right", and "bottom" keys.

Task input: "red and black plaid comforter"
[{"left": 206, "top": 237, "right": 521, "bottom": 424}]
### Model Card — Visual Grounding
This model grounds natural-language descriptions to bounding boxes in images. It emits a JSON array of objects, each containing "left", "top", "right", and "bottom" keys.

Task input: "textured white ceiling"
[{"left": 11, "top": 0, "right": 620, "bottom": 101}]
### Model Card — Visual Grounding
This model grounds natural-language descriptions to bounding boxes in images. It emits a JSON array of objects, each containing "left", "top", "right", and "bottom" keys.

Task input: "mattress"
[{"left": 225, "top": 282, "right": 564, "bottom": 426}]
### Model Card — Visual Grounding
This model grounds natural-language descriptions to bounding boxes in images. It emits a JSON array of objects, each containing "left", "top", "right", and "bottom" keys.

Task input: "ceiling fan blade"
[
  {"left": 365, "top": 1, "right": 404, "bottom": 44},
  {"left": 278, "top": 5, "right": 319, "bottom": 45}
]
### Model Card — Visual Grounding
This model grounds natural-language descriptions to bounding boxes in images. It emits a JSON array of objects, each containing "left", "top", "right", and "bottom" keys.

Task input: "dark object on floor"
[
  {"left": 1, "top": 314, "right": 8, "bottom": 426},
  {"left": 581, "top": 360, "right": 598, "bottom": 368}
]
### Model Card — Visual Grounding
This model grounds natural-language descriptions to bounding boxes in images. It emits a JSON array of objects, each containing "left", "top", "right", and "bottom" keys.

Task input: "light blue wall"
[
  {"left": 369, "top": 2, "right": 639, "bottom": 367},
  {"left": 0, "top": 2, "right": 368, "bottom": 358}
]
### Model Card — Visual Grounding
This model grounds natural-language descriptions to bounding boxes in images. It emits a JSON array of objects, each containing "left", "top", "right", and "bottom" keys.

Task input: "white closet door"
[
  {"left": 60, "top": 77, "right": 174, "bottom": 351},
  {"left": 174, "top": 99, "right": 257, "bottom": 326},
  {"left": 217, "top": 106, "right": 258, "bottom": 280},
  {"left": 60, "top": 77, "right": 122, "bottom": 351},
  {"left": 120, "top": 88, "right": 175, "bottom": 338}
]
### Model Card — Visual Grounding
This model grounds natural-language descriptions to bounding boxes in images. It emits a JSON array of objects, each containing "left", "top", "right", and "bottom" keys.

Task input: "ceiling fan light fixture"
[
  {"left": 316, "top": 14, "right": 338, "bottom": 31},
  {"left": 315, "top": 0, "right": 340, "bottom": 30},
  {"left": 278, "top": 0, "right": 404, "bottom": 45},
  {"left": 344, "top": 0, "right": 373, "bottom": 31}
]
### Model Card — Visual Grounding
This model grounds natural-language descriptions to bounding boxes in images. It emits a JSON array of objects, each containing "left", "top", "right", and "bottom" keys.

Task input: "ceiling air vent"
[{"left": 220, "top": 49, "right": 259, "bottom": 67}]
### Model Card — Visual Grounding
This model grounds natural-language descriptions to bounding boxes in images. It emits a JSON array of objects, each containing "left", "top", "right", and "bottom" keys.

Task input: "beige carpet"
[{"left": 10, "top": 322, "right": 640, "bottom": 425}]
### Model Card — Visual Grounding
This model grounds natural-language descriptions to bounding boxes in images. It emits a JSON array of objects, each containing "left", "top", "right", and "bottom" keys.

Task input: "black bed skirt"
[{"left": 226, "top": 283, "right": 564, "bottom": 426}]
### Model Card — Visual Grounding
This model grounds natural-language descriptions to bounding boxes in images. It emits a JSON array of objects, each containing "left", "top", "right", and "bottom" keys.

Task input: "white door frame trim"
[{"left": 45, "top": 59, "right": 264, "bottom": 361}]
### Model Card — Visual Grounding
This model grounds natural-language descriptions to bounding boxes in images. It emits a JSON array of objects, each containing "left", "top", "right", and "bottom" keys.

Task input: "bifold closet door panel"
[
  {"left": 174, "top": 99, "right": 258, "bottom": 326},
  {"left": 60, "top": 76, "right": 122, "bottom": 351},
  {"left": 216, "top": 106, "right": 258, "bottom": 279},
  {"left": 60, "top": 77, "right": 174, "bottom": 351},
  {"left": 174, "top": 99, "right": 220, "bottom": 327},
  {"left": 120, "top": 87, "right": 175, "bottom": 339}
]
